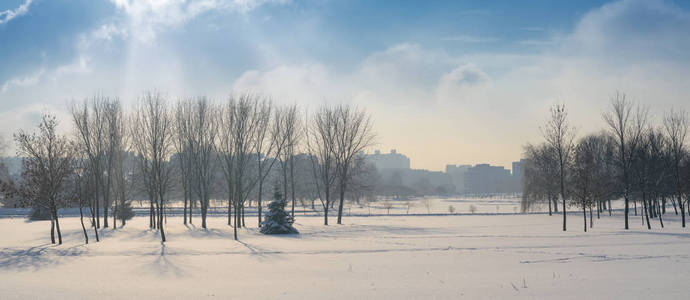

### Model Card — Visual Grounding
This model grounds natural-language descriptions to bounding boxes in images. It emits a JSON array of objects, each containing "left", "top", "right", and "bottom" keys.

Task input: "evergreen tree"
[
  {"left": 116, "top": 201, "right": 135, "bottom": 226},
  {"left": 260, "top": 185, "right": 299, "bottom": 234}
]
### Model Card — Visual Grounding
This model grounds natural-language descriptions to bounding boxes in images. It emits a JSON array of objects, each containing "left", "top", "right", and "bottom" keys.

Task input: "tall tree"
[
  {"left": 306, "top": 107, "right": 338, "bottom": 225},
  {"left": 131, "top": 92, "right": 174, "bottom": 242},
  {"left": 542, "top": 104, "right": 575, "bottom": 231},
  {"left": 218, "top": 93, "right": 263, "bottom": 239},
  {"left": 70, "top": 97, "right": 109, "bottom": 229},
  {"left": 603, "top": 92, "right": 648, "bottom": 230},
  {"left": 332, "top": 105, "right": 375, "bottom": 225},
  {"left": 571, "top": 134, "right": 607, "bottom": 232},
  {"left": 14, "top": 114, "right": 75, "bottom": 244},
  {"left": 191, "top": 98, "right": 218, "bottom": 229},
  {"left": 663, "top": 108, "right": 688, "bottom": 227},
  {"left": 276, "top": 105, "right": 301, "bottom": 218}
]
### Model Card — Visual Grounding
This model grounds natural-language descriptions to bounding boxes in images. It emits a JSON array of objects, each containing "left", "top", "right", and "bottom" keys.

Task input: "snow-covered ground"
[{"left": 1, "top": 198, "right": 688, "bottom": 299}]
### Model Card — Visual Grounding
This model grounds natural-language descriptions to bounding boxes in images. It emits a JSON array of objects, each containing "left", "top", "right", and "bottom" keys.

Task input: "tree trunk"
[
  {"left": 50, "top": 215, "right": 55, "bottom": 244},
  {"left": 337, "top": 184, "right": 346, "bottom": 225},
  {"left": 643, "top": 196, "right": 651, "bottom": 230},
  {"left": 241, "top": 205, "right": 245, "bottom": 228},
  {"left": 583, "top": 204, "right": 587, "bottom": 232},
  {"left": 149, "top": 200, "right": 154, "bottom": 228},
  {"left": 659, "top": 202, "right": 664, "bottom": 228},
  {"left": 548, "top": 196, "right": 552, "bottom": 216},
  {"left": 79, "top": 206, "right": 89, "bottom": 244},
  {"left": 258, "top": 180, "right": 263, "bottom": 227},
  {"left": 201, "top": 199, "right": 208, "bottom": 229},
  {"left": 54, "top": 207, "right": 63, "bottom": 245},
  {"left": 104, "top": 197, "right": 109, "bottom": 228},
  {"left": 608, "top": 199, "right": 612, "bottom": 216},
  {"left": 562, "top": 195, "right": 566, "bottom": 231},
  {"left": 290, "top": 155, "right": 296, "bottom": 219},
  {"left": 96, "top": 184, "right": 100, "bottom": 228},
  {"left": 624, "top": 194, "right": 629, "bottom": 229},
  {"left": 679, "top": 200, "right": 686, "bottom": 228},
  {"left": 233, "top": 202, "right": 239, "bottom": 240},
  {"left": 324, "top": 201, "right": 329, "bottom": 225},
  {"left": 596, "top": 199, "right": 601, "bottom": 219},
  {"left": 183, "top": 188, "right": 188, "bottom": 225},
  {"left": 589, "top": 205, "right": 593, "bottom": 228}
]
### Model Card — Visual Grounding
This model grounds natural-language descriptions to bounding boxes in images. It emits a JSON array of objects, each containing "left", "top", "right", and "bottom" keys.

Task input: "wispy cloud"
[
  {"left": 1, "top": 69, "right": 44, "bottom": 93},
  {"left": 441, "top": 35, "right": 500, "bottom": 43},
  {"left": 0, "top": 0, "right": 32, "bottom": 24}
]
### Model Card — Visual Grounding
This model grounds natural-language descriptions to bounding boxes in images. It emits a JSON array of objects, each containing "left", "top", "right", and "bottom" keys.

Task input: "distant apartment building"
[
  {"left": 464, "top": 164, "right": 512, "bottom": 195},
  {"left": 445, "top": 161, "right": 524, "bottom": 195},
  {"left": 445, "top": 164, "right": 471, "bottom": 194},
  {"left": 366, "top": 149, "right": 410, "bottom": 171},
  {"left": 511, "top": 159, "right": 526, "bottom": 190}
]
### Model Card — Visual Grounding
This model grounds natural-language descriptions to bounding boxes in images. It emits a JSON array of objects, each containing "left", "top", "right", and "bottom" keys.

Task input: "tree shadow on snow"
[
  {"left": 144, "top": 242, "right": 185, "bottom": 277},
  {"left": 0, "top": 244, "right": 88, "bottom": 271}
]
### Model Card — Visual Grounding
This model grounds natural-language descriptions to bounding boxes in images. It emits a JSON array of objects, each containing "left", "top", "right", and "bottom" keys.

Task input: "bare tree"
[
  {"left": 603, "top": 92, "right": 648, "bottom": 230},
  {"left": 306, "top": 107, "right": 338, "bottom": 225},
  {"left": 14, "top": 114, "right": 75, "bottom": 244},
  {"left": 70, "top": 97, "right": 109, "bottom": 229},
  {"left": 332, "top": 105, "right": 376, "bottom": 224},
  {"left": 571, "top": 134, "right": 607, "bottom": 232},
  {"left": 521, "top": 143, "right": 560, "bottom": 214},
  {"left": 174, "top": 97, "right": 218, "bottom": 228},
  {"left": 218, "top": 93, "right": 263, "bottom": 239},
  {"left": 542, "top": 104, "right": 575, "bottom": 231},
  {"left": 173, "top": 100, "right": 195, "bottom": 225},
  {"left": 191, "top": 98, "right": 218, "bottom": 229},
  {"left": 131, "top": 92, "right": 174, "bottom": 242},
  {"left": 276, "top": 105, "right": 301, "bottom": 218},
  {"left": 663, "top": 108, "right": 688, "bottom": 227},
  {"left": 255, "top": 101, "right": 290, "bottom": 227}
]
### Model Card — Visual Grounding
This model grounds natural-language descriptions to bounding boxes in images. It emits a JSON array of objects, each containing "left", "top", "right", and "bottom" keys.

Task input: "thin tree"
[
  {"left": 306, "top": 107, "right": 338, "bottom": 225},
  {"left": 14, "top": 114, "right": 75, "bottom": 244},
  {"left": 333, "top": 105, "right": 376, "bottom": 225},
  {"left": 131, "top": 92, "right": 174, "bottom": 242},
  {"left": 603, "top": 92, "right": 648, "bottom": 230},
  {"left": 542, "top": 104, "right": 575, "bottom": 231},
  {"left": 663, "top": 108, "right": 688, "bottom": 227}
]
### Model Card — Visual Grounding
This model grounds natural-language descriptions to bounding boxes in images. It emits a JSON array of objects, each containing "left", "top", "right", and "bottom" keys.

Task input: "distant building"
[
  {"left": 445, "top": 164, "right": 471, "bottom": 194},
  {"left": 512, "top": 160, "right": 525, "bottom": 179},
  {"left": 365, "top": 149, "right": 410, "bottom": 171},
  {"left": 511, "top": 159, "right": 526, "bottom": 192},
  {"left": 463, "top": 164, "right": 512, "bottom": 195}
]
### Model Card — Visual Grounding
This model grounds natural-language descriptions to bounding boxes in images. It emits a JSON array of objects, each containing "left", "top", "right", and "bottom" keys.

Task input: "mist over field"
[{"left": 2, "top": 0, "right": 690, "bottom": 299}]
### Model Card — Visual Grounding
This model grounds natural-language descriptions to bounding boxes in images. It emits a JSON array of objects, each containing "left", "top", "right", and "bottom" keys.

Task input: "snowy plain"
[{"left": 1, "top": 197, "right": 689, "bottom": 299}]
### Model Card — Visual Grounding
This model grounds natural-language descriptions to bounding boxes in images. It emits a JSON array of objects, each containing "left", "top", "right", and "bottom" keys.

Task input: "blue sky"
[{"left": 2, "top": 0, "right": 690, "bottom": 170}]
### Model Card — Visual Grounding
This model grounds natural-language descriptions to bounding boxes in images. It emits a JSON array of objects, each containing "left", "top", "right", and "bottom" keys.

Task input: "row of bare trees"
[
  {"left": 1, "top": 92, "right": 375, "bottom": 244},
  {"left": 523, "top": 92, "right": 690, "bottom": 232}
]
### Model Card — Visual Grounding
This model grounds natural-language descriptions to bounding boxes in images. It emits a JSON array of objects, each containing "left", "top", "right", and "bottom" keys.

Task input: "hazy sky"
[{"left": 1, "top": 0, "right": 689, "bottom": 171}]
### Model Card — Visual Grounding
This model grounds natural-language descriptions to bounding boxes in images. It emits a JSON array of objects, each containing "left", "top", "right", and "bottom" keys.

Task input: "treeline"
[
  {"left": 0, "top": 92, "right": 375, "bottom": 244},
  {"left": 522, "top": 92, "right": 690, "bottom": 232}
]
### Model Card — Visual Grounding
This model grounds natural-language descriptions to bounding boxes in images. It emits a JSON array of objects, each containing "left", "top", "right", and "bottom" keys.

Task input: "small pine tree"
[
  {"left": 29, "top": 206, "right": 52, "bottom": 220},
  {"left": 260, "top": 185, "right": 299, "bottom": 234},
  {"left": 117, "top": 202, "right": 135, "bottom": 226}
]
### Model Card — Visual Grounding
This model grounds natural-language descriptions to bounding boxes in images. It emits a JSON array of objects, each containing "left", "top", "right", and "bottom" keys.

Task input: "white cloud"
[
  {"left": 233, "top": 64, "right": 340, "bottom": 105},
  {"left": 110, "top": 0, "right": 288, "bottom": 42},
  {"left": 435, "top": 64, "right": 490, "bottom": 104},
  {"left": 0, "top": 0, "right": 32, "bottom": 25},
  {"left": 441, "top": 35, "right": 500, "bottom": 43},
  {"left": 1, "top": 69, "right": 44, "bottom": 93},
  {"left": 1, "top": 56, "right": 91, "bottom": 94}
]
